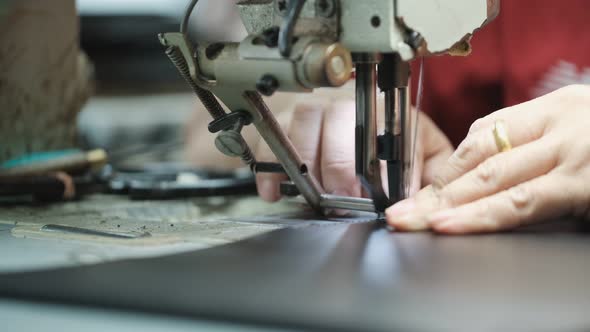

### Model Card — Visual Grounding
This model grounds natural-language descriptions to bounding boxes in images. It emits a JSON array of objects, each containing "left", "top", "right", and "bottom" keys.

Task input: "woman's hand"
[
  {"left": 255, "top": 98, "right": 453, "bottom": 206},
  {"left": 386, "top": 85, "right": 590, "bottom": 234},
  {"left": 186, "top": 88, "right": 454, "bottom": 212}
]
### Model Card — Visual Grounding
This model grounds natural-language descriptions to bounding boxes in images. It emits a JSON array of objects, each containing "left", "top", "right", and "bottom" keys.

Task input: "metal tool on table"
[
  {"left": 160, "top": 0, "right": 499, "bottom": 213},
  {"left": 0, "top": 148, "right": 256, "bottom": 202},
  {"left": 0, "top": 149, "right": 108, "bottom": 179},
  {"left": 0, "top": 150, "right": 108, "bottom": 202},
  {"left": 106, "top": 165, "right": 257, "bottom": 200}
]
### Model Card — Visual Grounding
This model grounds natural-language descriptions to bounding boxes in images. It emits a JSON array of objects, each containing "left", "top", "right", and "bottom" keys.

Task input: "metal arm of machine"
[{"left": 159, "top": 0, "right": 499, "bottom": 214}]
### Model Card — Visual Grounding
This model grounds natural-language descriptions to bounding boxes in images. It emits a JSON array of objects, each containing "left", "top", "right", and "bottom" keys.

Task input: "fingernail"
[
  {"left": 385, "top": 199, "right": 429, "bottom": 232},
  {"left": 432, "top": 221, "right": 461, "bottom": 234},
  {"left": 395, "top": 217, "right": 429, "bottom": 232},
  {"left": 427, "top": 209, "right": 455, "bottom": 226},
  {"left": 258, "top": 179, "right": 278, "bottom": 202},
  {"left": 386, "top": 198, "right": 416, "bottom": 217}
]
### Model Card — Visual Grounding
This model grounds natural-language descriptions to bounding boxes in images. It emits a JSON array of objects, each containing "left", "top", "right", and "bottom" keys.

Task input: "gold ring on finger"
[{"left": 492, "top": 120, "right": 512, "bottom": 153}]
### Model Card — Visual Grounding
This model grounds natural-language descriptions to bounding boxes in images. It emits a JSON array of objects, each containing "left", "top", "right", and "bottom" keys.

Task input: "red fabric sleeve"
[{"left": 412, "top": 1, "right": 590, "bottom": 147}]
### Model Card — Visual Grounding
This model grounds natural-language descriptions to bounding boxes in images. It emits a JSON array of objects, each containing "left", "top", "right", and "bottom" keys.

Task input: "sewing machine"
[{"left": 159, "top": 0, "right": 499, "bottom": 214}]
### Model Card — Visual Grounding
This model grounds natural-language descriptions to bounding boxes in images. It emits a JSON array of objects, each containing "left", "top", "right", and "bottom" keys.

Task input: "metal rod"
[
  {"left": 384, "top": 90, "right": 395, "bottom": 135},
  {"left": 320, "top": 194, "right": 376, "bottom": 213},
  {"left": 376, "top": 54, "right": 411, "bottom": 204},
  {"left": 355, "top": 55, "right": 387, "bottom": 211},
  {"left": 384, "top": 89, "right": 403, "bottom": 203},
  {"left": 355, "top": 61, "right": 376, "bottom": 180},
  {"left": 41, "top": 224, "right": 147, "bottom": 239},
  {"left": 399, "top": 86, "right": 412, "bottom": 198},
  {"left": 354, "top": 72, "right": 365, "bottom": 176},
  {"left": 243, "top": 91, "right": 324, "bottom": 209},
  {"left": 181, "top": 0, "right": 199, "bottom": 35},
  {"left": 279, "top": 0, "right": 307, "bottom": 57},
  {"left": 355, "top": 61, "right": 378, "bottom": 179}
]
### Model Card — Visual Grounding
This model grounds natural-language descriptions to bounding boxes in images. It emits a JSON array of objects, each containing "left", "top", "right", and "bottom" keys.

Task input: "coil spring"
[
  {"left": 241, "top": 147, "right": 256, "bottom": 170},
  {"left": 165, "top": 46, "right": 226, "bottom": 120}
]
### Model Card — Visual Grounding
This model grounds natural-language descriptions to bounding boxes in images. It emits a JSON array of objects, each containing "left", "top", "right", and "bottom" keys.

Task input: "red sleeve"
[{"left": 412, "top": 1, "right": 590, "bottom": 147}]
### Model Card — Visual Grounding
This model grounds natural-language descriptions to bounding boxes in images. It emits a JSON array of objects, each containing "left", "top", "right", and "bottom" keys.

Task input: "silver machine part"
[
  {"left": 160, "top": 0, "right": 499, "bottom": 214},
  {"left": 383, "top": 86, "right": 408, "bottom": 203},
  {"left": 400, "top": 86, "right": 412, "bottom": 198},
  {"left": 354, "top": 53, "right": 388, "bottom": 211},
  {"left": 243, "top": 91, "right": 324, "bottom": 209}
]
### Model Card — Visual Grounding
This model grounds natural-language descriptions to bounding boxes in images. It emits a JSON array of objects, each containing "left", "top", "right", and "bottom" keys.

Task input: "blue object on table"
[{"left": 1, "top": 150, "right": 81, "bottom": 169}]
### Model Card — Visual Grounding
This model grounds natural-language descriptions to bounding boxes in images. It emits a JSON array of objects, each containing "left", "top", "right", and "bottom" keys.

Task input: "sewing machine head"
[{"left": 159, "top": 0, "right": 499, "bottom": 214}]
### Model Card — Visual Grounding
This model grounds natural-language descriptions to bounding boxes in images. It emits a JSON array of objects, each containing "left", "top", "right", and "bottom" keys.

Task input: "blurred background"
[
  {"left": 0, "top": 0, "right": 246, "bottom": 169},
  {"left": 76, "top": 0, "right": 245, "bottom": 169}
]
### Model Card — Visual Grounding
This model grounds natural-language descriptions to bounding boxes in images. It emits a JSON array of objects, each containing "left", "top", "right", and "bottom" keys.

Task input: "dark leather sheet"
[{"left": 1, "top": 220, "right": 590, "bottom": 331}]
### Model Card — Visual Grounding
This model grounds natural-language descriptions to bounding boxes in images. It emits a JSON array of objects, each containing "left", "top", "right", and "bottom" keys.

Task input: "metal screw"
[
  {"left": 316, "top": 0, "right": 335, "bottom": 18},
  {"left": 276, "top": 0, "right": 288, "bottom": 16},
  {"left": 215, "top": 131, "right": 247, "bottom": 157},
  {"left": 329, "top": 55, "right": 346, "bottom": 75},
  {"left": 205, "top": 43, "right": 225, "bottom": 60},
  {"left": 262, "top": 26, "right": 280, "bottom": 48},
  {"left": 256, "top": 75, "right": 279, "bottom": 96},
  {"left": 406, "top": 31, "right": 425, "bottom": 51},
  {"left": 280, "top": 181, "right": 301, "bottom": 197}
]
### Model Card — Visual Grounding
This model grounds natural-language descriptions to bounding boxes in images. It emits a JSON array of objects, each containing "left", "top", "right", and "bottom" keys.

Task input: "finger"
[
  {"left": 386, "top": 138, "right": 558, "bottom": 231},
  {"left": 421, "top": 148, "right": 451, "bottom": 188},
  {"left": 432, "top": 115, "right": 546, "bottom": 191},
  {"left": 287, "top": 103, "right": 325, "bottom": 183},
  {"left": 255, "top": 111, "right": 293, "bottom": 202},
  {"left": 320, "top": 99, "right": 362, "bottom": 197},
  {"left": 429, "top": 172, "right": 577, "bottom": 234},
  {"left": 409, "top": 137, "right": 424, "bottom": 196},
  {"left": 419, "top": 112, "right": 453, "bottom": 187},
  {"left": 434, "top": 138, "right": 557, "bottom": 210},
  {"left": 384, "top": 113, "right": 452, "bottom": 231},
  {"left": 385, "top": 185, "right": 436, "bottom": 231},
  {"left": 464, "top": 95, "right": 552, "bottom": 135}
]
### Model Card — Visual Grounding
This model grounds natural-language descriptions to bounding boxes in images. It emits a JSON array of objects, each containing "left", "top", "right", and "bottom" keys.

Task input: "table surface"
[
  {"left": 0, "top": 194, "right": 319, "bottom": 272},
  {"left": 0, "top": 194, "right": 364, "bottom": 332},
  {"left": 0, "top": 299, "right": 296, "bottom": 332},
  {"left": 2, "top": 218, "right": 590, "bottom": 332}
]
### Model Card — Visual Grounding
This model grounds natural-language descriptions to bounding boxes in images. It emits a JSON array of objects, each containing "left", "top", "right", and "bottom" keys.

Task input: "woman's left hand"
[{"left": 386, "top": 85, "right": 590, "bottom": 234}]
